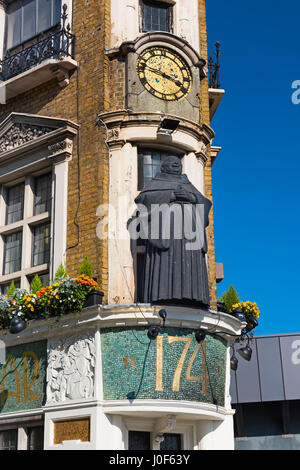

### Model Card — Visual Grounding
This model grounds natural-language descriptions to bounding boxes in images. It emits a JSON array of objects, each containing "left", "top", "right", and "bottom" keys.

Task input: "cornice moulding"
[
  {"left": 106, "top": 32, "right": 206, "bottom": 72},
  {"left": 97, "top": 110, "right": 215, "bottom": 147},
  {"left": 0, "top": 304, "right": 244, "bottom": 348}
]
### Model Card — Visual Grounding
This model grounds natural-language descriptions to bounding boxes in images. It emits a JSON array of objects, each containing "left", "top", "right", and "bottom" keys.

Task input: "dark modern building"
[{"left": 231, "top": 333, "right": 300, "bottom": 450}]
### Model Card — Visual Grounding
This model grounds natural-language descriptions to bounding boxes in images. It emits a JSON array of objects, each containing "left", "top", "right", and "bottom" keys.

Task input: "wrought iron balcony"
[
  {"left": 0, "top": 4, "right": 75, "bottom": 82},
  {"left": 208, "top": 41, "right": 221, "bottom": 89}
]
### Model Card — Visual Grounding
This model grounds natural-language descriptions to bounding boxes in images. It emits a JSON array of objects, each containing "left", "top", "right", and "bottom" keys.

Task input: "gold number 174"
[{"left": 155, "top": 336, "right": 208, "bottom": 393}]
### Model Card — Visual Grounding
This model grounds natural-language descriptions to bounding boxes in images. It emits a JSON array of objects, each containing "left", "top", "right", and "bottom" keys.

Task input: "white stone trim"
[
  {"left": 44, "top": 405, "right": 101, "bottom": 451},
  {"left": 0, "top": 305, "right": 244, "bottom": 347},
  {"left": 0, "top": 113, "right": 78, "bottom": 290},
  {"left": 98, "top": 110, "right": 214, "bottom": 304},
  {"left": 110, "top": 0, "right": 200, "bottom": 55}
]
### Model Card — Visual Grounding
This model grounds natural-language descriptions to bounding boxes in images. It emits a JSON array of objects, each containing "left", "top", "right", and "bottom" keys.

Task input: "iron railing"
[
  {"left": 0, "top": 4, "right": 75, "bottom": 82},
  {"left": 208, "top": 41, "right": 221, "bottom": 89}
]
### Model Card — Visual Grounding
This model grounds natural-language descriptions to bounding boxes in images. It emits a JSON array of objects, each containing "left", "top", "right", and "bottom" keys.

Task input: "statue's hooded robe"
[{"left": 134, "top": 171, "right": 212, "bottom": 306}]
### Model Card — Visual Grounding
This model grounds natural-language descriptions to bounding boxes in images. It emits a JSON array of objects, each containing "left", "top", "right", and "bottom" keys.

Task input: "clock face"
[{"left": 136, "top": 46, "right": 192, "bottom": 102}]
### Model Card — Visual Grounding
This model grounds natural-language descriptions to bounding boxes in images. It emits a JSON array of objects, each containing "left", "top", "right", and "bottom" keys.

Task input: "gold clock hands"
[{"left": 141, "top": 64, "right": 183, "bottom": 87}]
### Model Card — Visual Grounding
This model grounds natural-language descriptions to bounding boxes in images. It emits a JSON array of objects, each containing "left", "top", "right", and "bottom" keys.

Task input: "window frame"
[
  {"left": 5, "top": 0, "right": 62, "bottom": 52},
  {"left": 0, "top": 420, "right": 44, "bottom": 450},
  {"left": 137, "top": 147, "right": 183, "bottom": 190},
  {"left": 139, "top": 0, "right": 174, "bottom": 34},
  {"left": 0, "top": 171, "right": 52, "bottom": 292},
  {"left": 32, "top": 221, "right": 51, "bottom": 267}
]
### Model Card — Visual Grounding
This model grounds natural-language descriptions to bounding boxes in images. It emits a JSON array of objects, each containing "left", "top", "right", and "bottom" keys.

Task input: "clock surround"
[{"left": 136, "top": 46, "right": 193, "bottom": 102}]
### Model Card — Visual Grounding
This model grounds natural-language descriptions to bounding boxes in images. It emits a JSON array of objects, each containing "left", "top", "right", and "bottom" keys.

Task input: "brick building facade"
[{"left": 0, "top": 0, "right": 241, "bottom": 451}]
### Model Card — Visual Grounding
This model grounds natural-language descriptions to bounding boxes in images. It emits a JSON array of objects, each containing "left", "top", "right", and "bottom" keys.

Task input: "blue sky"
[{"left": 206, "top": 0, "right": 300, "bottom": 335}]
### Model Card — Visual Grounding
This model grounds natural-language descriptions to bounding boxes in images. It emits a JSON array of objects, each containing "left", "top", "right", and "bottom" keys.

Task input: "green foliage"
[
  {"left": 218, "top": 285, "right": 240, "bottom": 313},
  {"left": 30, "top": 274, "right": 43, "bottom": 294},
  {"left": 79, "top": 256, "right": 93, "bottom": 278},
  {"left": 54, "top": 262, "right": 67, "bottom": 281},
  {"left": 7, "top": 280, "right": 16, "bottom": 297}
]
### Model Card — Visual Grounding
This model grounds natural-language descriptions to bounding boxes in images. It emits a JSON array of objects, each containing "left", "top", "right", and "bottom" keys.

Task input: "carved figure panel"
[
  {"left": 46, "top": 334, "right": 95, "bottom": 404},
  {"left": 0, "top": 123, "right": 53, "bottom": 153}
]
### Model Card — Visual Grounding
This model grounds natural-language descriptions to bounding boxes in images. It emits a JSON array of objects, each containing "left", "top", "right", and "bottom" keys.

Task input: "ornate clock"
[{"left": 136, "top": 46, "right": 192, "bottom": 102}]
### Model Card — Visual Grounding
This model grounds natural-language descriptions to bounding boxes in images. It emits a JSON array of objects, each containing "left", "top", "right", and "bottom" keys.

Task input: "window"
[
  {"left": 128, "top": 431, "right": 151, "bottom": 450},
  {"left": 6, "top": 0, "right": 62, "bottom": 50},
  {"left": 34, "top": 173, "right": 52, "bottom": 215},
  {"left": 6, "top": 183, "right": 24, "bottom": 224},
  {"left": 138, "top": 148, "right": 183, "bottom": 189},
  {"left": 0, "top": 429, "right": 18, "bottom": 450},
  {"left": 0, "top": 279, "right": 21, "bottom": 295},
  {"left": 140, "top": 0, "right": 173, "bottom": 33},
  {"left": 3, "top": 232, "right": 22, "bottom": 275},
  {"left": 32, "top": 222, "right": 51, "bottom": 266},
  {"left": 160, "top": 433, "right": 182, "bottom": 450},
  {"left": 0, "top": 425, "right": 44, "bottom": 450},
  {"left": 27, "top": 426, "right": 44, "bottom": 450},
  {"left": 0, "top": 173, "right": 52, "bottom": 292},
  {"left": 28, "top": 272, "right": 49, "bottom": 289}
]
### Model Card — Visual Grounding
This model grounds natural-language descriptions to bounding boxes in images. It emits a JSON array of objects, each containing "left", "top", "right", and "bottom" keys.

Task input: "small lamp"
[
  {"left": 10, "top": 317, "right": 27, "bottom": 334},
  {"left": 157, "top": 118, "right": 180, "bottom": 136},
  {"left": 147, "top": 325, "right": 160, "bottom": 340},
  {"left": 230, "top": 353, "right": 238, "bottom": 371},
  {"left": 195, "top": 329, "right": 206, "bottom": 343},
  {"left": 237, "top": 336, "right": 252, "bottom": 361},
  {"left": 158, "top": 309, "right": 167, "bottom": 327}
]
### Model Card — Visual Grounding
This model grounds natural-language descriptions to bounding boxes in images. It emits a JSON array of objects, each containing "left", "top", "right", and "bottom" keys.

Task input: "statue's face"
[{"left": 161, "top": 156, "right": 182, "bottom": 175}]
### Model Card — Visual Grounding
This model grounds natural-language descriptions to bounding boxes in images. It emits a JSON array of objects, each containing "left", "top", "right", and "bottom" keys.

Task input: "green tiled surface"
[
  {"left": 0, "top": 340, "right": 47, "bottom": 413},
  {"left": 101, "top": 327, "right": 227, "bottom": 406}
]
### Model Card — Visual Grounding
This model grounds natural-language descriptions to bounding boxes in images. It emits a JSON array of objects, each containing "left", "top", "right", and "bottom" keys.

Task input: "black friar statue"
[{"left": 130, "top": 155, "right": 212, "bottom": 308}]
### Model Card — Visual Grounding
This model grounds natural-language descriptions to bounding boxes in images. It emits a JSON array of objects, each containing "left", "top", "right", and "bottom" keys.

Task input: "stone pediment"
[{"left": 0, "top": 112, "right": 79, "bottom": 155}]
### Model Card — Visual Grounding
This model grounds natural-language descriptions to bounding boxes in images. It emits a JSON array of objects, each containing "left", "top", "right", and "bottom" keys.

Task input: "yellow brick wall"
[
  {"left": 199, "top": 0, "right": 217, "bottom": 310},
  {"left": 0, "top": 0, "right": 112, "bottom": 300},
  {"left": 0, "top": 0, "right": 217, "bottom": 308}
]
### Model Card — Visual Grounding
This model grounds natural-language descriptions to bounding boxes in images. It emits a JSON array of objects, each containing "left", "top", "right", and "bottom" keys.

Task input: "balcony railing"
[
  {"left": 208, "top": 41, "right": 221, "bottom": 89},
  {"left": 0, "top": 4, "right": 75, "bottom": 82}
]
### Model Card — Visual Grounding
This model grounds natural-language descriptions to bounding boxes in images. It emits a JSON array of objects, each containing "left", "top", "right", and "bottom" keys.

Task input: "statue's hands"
[{"left": 174, "top": 187, "right": 196, "bottom": 202}]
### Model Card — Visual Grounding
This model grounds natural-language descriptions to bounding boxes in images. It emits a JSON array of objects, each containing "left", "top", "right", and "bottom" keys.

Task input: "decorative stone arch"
[{"left": 108, "top": 31, "right": 206, "bottom": 73}]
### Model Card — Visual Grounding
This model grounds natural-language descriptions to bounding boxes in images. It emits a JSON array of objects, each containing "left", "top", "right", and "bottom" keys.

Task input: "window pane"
[
  {"left": 37, "top": 0, "right": 51, "bottom": 32},
  {"left": 0, "top": 280, "right": 21, "bottom": 296},
  {"left": 28, "top": 272, "right": 50, "bottom": 289},
  {"left": 6, "top": 1, "right": 22, "bottom": 49},
  {"left": 53, "top": 0, "right": 61, "bottom": 24},
  {"left": 0, "top": 429, "right": 18, "bottom": 450},
  {"left": 3, "top": 232, "right": 22, "bottom": 275},
  {"left": 139, "top": 149, "right": 182, "bottom": 189},
  {"left": 159, "top": 8, "right": 167, "bottom": 31},
  {"left": 27, "top": 426, "right": 44, "bottom": 450},
  {"left": 142, "top": 1, "right": 170, "bottom": 32},
  {"left": 23, "top": 0, "right": 37, "bottom": 42},
  {"left": 6, "top": 183, "right": 24, "bottom": 224},
  {"left": 32, "top": 223, "right": 51, "bottom": 266},
  {"left": 128, "top": 431, "right": 150, "bottom": 450},
  {"left": 34, "top": 173, "right": 52, "bottom": 215},
  {"left": 160, "top": 433, "right": 181, "bottom": 450}
]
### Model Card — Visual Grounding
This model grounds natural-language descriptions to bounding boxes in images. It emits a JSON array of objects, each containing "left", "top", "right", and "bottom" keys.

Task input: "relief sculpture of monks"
[{"left": 130, "top": 155, "right": 212, "bottom": 308}]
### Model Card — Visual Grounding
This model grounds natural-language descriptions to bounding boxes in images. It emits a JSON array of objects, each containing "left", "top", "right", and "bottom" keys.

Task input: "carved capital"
[{"left": 48, "top": 138, "right": 73, "bottom": 157}]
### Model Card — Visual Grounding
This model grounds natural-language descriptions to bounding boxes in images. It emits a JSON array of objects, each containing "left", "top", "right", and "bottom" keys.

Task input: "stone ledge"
[
  {"left": 0, "top": 303, "right": 245, "bottom": 347},
  {"left": 0, "top": 57, "right": 78, "bottom": 102}
]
